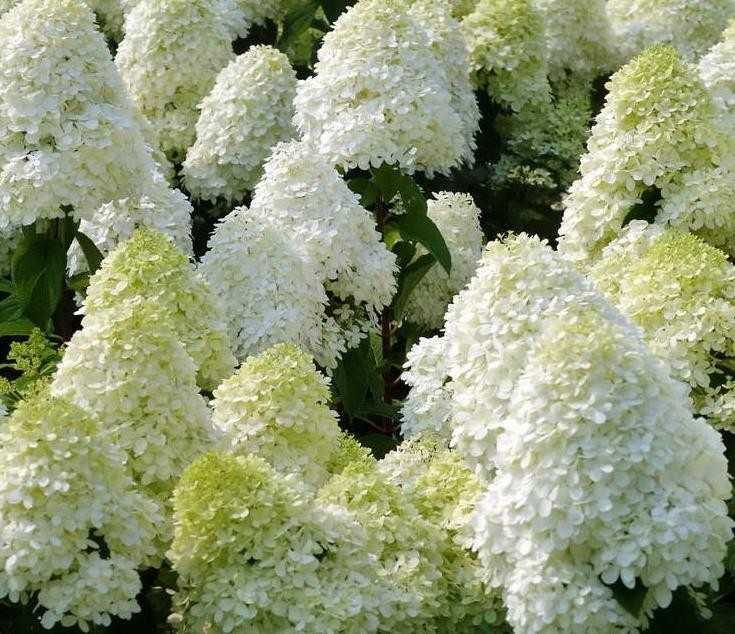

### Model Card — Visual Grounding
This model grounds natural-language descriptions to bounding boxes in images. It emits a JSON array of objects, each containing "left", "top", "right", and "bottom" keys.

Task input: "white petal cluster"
[
  {"left": 0, "top": 392, "right": 160, "bottom": 631},
  {"left": 249, "top": 140, "right": 397, "bottom": 323},
  {"left": 79, "top": 227, "right": 235, "bottom": 390},
  {"left": 404, "top": 192, "right": 483, "bottom": 331},
  {"left": 212, "top": 344, "right": 341, "bottom": 489},
  {"left": 318, "top": 459, "right": 445, "bottom": 633},
  {"left": 169, "top": 451, "right": 387, "bottom": 634},
  {"left": 462, "top": 0, "right": 550, "bottom": 112},
  {"left": 69, "top": 169, "right": 194, "bottom": 275},
  {"left": 379, "top": 436, "right": 507, "bottom": 633},
  {"left": 700, "top": 20, "right": 735, "bottom": 111},
  {"left": 491, "top": 95, "right": 592, "bottom": 192},
  {"left": 590, "top": 222, "right": 735, "bottom": 431},
  {"left": 201, "top": 142, "right": 397, "bottom": 369},
  {"left": 404, "top": 234, "right": 619, "bottom": 480},
  {"left": 558, "top": 44, "right": 734, "bottom": 263},
  {"left": 294, "top": 0, "right": 478, "bottom": 175},
  {"left": 404, "top": 234, "right": 733, "bottom": 632},
  {"left": 607, "top": 0, "right": 735, "bottom": 62},
  {"left": 198, "top": 207, "right": 349, "bottom": 368},
  {"left": 182, "top": 46, "right": 297, "bottom": 203},
  {"left": 115, "top": 0, "right": 239, "bottom": 162},
  {"left": 471, "top": 306, "right": 732, "bottom": 633},
  {"left": 0, "top": 0, "right": 156, "bottom": 230},
  {"left": 52, "top": 305, "right": 215, "bottom": 556},
  {"left": 531, "top": 0, "right": 617, "bottom": 88}
]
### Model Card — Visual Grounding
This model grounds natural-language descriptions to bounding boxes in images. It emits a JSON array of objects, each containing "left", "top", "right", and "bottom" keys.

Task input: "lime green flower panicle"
[
  {"left": 0, "top": 391, "right": 160, "bottom": 631},
  {"left": 81, "top": 227, "right": 235, "bottom": 390},
  {"left": 170, "top": 451, "right": 386, "bottom": 633},
  {"left": 591, "top": 222, "right": 735, "bottom": 431},
  {"left": 462, "top": 0, "right": 550, "bottom": 111},
  {"left": 211, "top": 343, "right": 341, "bottom": 489}
]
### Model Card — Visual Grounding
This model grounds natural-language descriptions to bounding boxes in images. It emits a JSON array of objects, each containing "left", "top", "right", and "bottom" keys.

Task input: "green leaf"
[
  {"left": 332, "top": 345, "right": 369, "bottom": 419},
  {"left": 0, "top": 318, "right": 37, "bottom": 337},
  {"left": 371, "top": 163, "right": 404, "bottom": 200},
  {"left": 75, "top": 232, "right": 103, "bottom": 276},
  {"left": 393, "top": 213, "right": 451, "bottom": 274},
  {"left": 0, "top": 295, "right": 23, "bottom": 322},
  {"left": 0, "top": 277, "right": 12, "bottom": 294},
  {"left": 608, "top": 579, "right": 648, "bottom": 618},
  {"left": 11, "top": 236, "right": 66, "bottom": 329},
  {"left": 391, "top": 241, "right": 416, "bottom": 269},
  {"left": 348, "top": 178, "right": 379, "bottom": 208},
  {"left": 321, "top": 0, "right": 349, "bottom": 22},
  {"left": 397, "top": 178, "right": 427, "bottom": 216},
  {"left": 391, "top": 253, "right": 436, "bottom": 322},
  {"left": 277, "top": 0, "right": 320, "bottom": 51},
  {"left": 358, "top": 433, "right": 398, "bottom": 459},
  {"left": 67, "top": 273, "right": 91, "bottom": 294}
]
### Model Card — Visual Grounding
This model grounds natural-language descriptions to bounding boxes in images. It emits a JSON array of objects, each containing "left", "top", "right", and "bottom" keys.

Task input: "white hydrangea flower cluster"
[
  {"left": 116, "top": 0, "right": 239, "bottom": 162},
  {"left": 198, "top": 207, "right": 349, "bottom": 367},
  {"left": 202, "top": 142, "right": 397, "bottom": 369},
  {"left": 558, "top": 44, "right": 735, "bottom": 262},
  {"left": 250, "top": 141, "right": 397, "bottom": 322},
  {"left": 590, "top": 222, "right": 735, "bottom": 431},
  {"left": 607, "top": 0, "right": 735, "bottom": 62},
  {"left": 471, "top": 306, "right": 732, "bottom": 633},
  {"left": 169, "top": 451, "right": 387, "bottom": 634},
  {"left": 79, "top": 227, "right": 235, "bottom": 390},
  {"left": 700, "top": 20, "right": 735, "bottom": 111},
  {"left": 403, "top": 234, "right": 733, "bottom": 632},
  {"left": 212, "top": 343, "right": 341, "bottom": 489},
  {"left": 69, "top": 169, "right": 194, "bottom": 275},
  {"left": 404, "top": 234, "right": 619, "bottom": 478},
  {"left": 462, "top": 0, "right": 550, "bottom": 112},
  {"left": 182, "top": 46, "right": 298, "bottom": 203},
  {"left": 86, "top": 0, "right": 127, "bottom": 40},
  {"left": 318, "top": 459, "right": 446, "bottom": 633},
  {"left": 294, "top": 0, "right": 478, "bottom": 175},
  {"left": 0, "top": 391, "right": 160, "bottom": 631},
  {"left": 531, "top": 0, "right": 617, "bottom": 88},
  {"left": 379, "top": 436, "right": 507, "bottom": 633},
  {"left": 404, "top": 192, "right": 483, "bottom": 331},
  {"left": 0, "top": 0, "right": 156, "bottom": 230},
  {"left": 52, "top": 305, "right": 215, "bottom": 555}
]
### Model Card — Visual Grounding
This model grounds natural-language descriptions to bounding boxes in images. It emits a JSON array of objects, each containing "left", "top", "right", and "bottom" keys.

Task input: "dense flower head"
[
  {"left": 81, "top": 227, "right": 234, "bottom": 390},
  {"left": 590, "top": 222, "right": 735, "bottom": 431},
  {"left": 182, "top": 46, "right": 297, "bottom": 203},
  {"left": 403, "top": 232, "right": 733, "bottom": 632},
  {"left": 115, "top": 0, "right": 239, "bottom": 162},
  {"left": 169, "top": 451, "right": 386, "bottom": 633},
  {"left": 700, "top": 20, "right": 735, "bottom": 110},
  {"left": 51, "top": 305, "right": 215, "bottom": 555},
  {"left": 294, "top": 0, "right": 478, "bottom": 175},
  {"left": 0, "top": 0, "right": 157, "bottom": 230},
  {"left": 211, "top": 344, "right": 341, "bottom": 488},
  {"left": 198, "top": 207, "right": 350, "bottom": 368},
  {"left": 249, "top": 140, "right": 397, "bottom": 325},
  {"left": 379, "top": 436, "right": 507, "bottom": 633},
  {"left": 462, "top": 0, "right": 550, "bottom": 111},
  {"left": 607, "top": 0, "right": 735, "bottom": 62},
  {"left": 470, "top": 306, "right": 733, "bottom": 633},
  {"left": 325, "top": 432, "right": 377, "bottom": 476},
  {"left": 558, "top": 44, "right": 732, "bottom": 262},
  {"left": 491, "top": 95, "right": 592, "bottom": 192},
  {"left": 531, "top": 0, "right": 617, "bottom": 88},
  {"left": 318, "top": 459, "right": 446, "bottom": 633},
  {"left": 403, "top": 234, "right": 620, "bottom": 479},
  {"left": 69, "top": 170, "right": 193, "bottom": 276},
  {"left": 0, "top": 391, "right": 160, "bottom": 630},
  {"left": 404, "top": 192, "right": 483, "bottom": 331}
]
